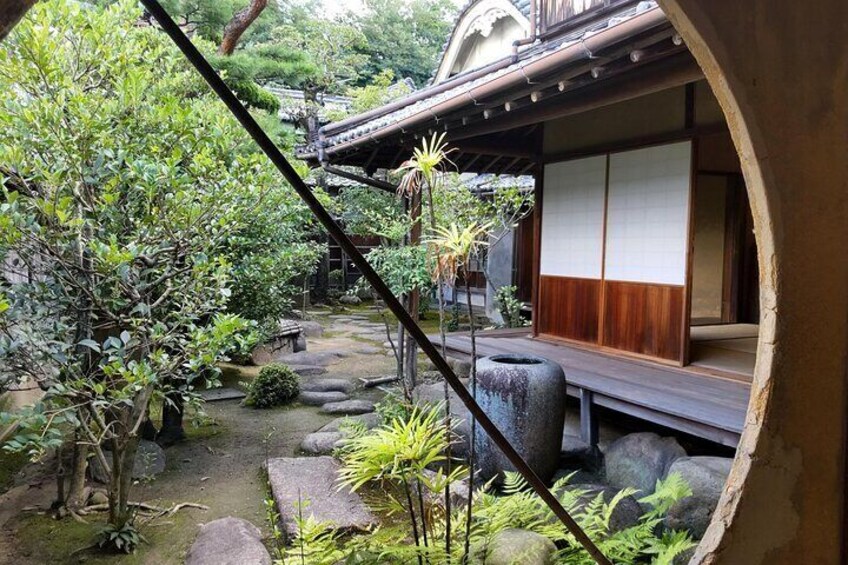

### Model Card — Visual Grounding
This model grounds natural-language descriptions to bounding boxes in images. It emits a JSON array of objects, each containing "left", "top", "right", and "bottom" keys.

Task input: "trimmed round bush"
[{"left": 245, "top": 363, "right": 299, "bottom": 409}]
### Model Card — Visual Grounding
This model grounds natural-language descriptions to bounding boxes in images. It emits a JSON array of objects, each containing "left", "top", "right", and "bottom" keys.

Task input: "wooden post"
[{"left": 579, "top": 388, "right": 599, "bottom": 449}]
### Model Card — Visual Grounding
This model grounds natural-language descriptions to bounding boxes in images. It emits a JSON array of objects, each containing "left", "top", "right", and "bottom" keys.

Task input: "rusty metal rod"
[{"left": 138, "top": 2, "right": 611, "bottom": 562}]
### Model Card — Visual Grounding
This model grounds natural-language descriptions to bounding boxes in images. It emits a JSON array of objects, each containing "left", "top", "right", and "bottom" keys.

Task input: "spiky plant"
[
  {"left": 395, "top": 132, "right": 459, "bottom": 559},
  {"left": 425, "top": 220, "right": 491, "bottom": 564},
  {"left": 338, "top": 405, "right": 468, "bottom": 565}
]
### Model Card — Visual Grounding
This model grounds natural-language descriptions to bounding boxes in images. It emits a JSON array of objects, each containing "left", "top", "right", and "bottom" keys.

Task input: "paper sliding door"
[
  {"left": 538, "top": 155, "right": 607, "bottom": 343},
  {"left": 537, "top": 141, "right": 693, "bottom": 362},
  {"left": 602, "top": 141, "right": 692, "bottom": 361}
]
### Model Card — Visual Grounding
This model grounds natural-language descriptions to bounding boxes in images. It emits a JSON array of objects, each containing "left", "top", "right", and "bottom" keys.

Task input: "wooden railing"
[{"left": 540, "top": 0, "right": 631, "bottom": 34}]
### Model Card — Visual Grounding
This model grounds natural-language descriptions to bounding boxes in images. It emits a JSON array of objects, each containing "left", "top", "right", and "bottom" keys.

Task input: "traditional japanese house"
[{"left": 299, "top": 0, "right": 757, "bottom": 449}]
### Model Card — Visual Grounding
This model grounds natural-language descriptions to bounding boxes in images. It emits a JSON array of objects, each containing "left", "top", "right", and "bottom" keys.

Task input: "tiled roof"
[{"left": 301, "top": 1, "right": 659, "bottom": 157}]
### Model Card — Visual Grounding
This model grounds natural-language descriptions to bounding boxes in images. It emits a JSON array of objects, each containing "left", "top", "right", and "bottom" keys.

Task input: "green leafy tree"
[
  {"left": 0, "top": 0, "right": 313, "bottom": 543},
  {"left": 348, "top": 0, "right": 457, "bottom": 87}
]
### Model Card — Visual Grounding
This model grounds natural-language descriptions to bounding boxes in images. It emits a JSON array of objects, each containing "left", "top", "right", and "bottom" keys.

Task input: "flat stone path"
[
  {"left": 198, "top": 387, "right": 246, "bottom": 402},
  {"left": 266, "top": 456, "right": 376, "bottom": 537}
]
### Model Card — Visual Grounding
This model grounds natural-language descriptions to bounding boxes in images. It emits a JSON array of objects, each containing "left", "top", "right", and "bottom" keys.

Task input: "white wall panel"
[
  {"left": 604, "top": 141, "right": 692, "bottom": 285},
  {"left": 540, "top": 156, "right": 607, "bottom": 278}
]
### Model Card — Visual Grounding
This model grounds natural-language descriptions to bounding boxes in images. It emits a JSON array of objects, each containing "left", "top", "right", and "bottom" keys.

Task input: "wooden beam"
[{"left": 446, "top": 54, "right": 702, "bottom": 142}]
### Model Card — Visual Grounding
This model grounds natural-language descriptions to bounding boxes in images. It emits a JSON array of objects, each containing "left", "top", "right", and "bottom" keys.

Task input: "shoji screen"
[
  {"left": 602, "top": 141, "right": 692, "bottom": 360},
  {"left": 538, "top": 155, "right": 607, "bottom": 342}
]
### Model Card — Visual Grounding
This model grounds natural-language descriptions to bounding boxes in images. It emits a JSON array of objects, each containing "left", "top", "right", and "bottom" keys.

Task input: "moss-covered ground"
[{"left": 0, "top": 307, "right": 396, "bottom": 564}]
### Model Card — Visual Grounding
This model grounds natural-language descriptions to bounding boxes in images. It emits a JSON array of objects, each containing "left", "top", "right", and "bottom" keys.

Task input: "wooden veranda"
[{"left": 432, "top": 328, "right": 751, "bottom": 448}]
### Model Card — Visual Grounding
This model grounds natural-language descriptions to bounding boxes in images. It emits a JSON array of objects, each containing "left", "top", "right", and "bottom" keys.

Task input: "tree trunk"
[
  {"left": 313, "top": 236, "right": 330, "bottom": 304},
  {"left": 109, "top": 436, "right": 139, "bottom": 529},
  {"left": 157, "top": 393, "right": 185, "bottom": 446},
  {"left": 65, "top": 433, "right": 89, "bottom": 510},
  {"left": 0, "top": 0, "right": 37, "bottom": 42},
  {"left": 217, "top": 0, "right": 268, "bottom": 56}
]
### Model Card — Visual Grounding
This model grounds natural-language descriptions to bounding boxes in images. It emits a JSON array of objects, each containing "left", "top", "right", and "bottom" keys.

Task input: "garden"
[{"left": 0, "top": 1, "right": 730, "bottom": 564}]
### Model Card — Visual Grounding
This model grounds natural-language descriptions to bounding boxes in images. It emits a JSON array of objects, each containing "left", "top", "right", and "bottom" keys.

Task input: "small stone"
[
  {"left": 186, "top": 517, "right": 271, "bottom": 565},
  {"left": 665, "top": 456, "right": 733, "bottom": 537},
  {"left": 301, "top": 378, "right": 355, "bottom": 393},
  {"left": 301, "top": 432, "right": 345, "bottom": 455},
  {"left": 298, "top": 390, "right": 349, "bottom": 406},
  {"left": 471, "top": 528, "right": 556, "bottom": 565},
  {"left": 320, "top": 399, "right": 375, "bottom": 415},
  {"left": 604, "top": 432, "right": 686, "bottom": 495},
  {"left": 89, "top": 490, "right": 109, "bottom": 506},
  {"left": 318, "top": 413, "right": 381, "bottom": 433}
]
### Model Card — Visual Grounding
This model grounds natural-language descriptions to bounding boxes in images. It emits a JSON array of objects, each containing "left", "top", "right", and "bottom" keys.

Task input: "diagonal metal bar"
[{"left": 138, "top": 2, "right": 611, "bottom": 562}]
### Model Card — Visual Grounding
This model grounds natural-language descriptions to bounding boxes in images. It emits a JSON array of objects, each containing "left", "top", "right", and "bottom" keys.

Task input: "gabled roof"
[
  {"left": 432, "top": 0, "right": 532, "bottom": 85},
  {"left": 299, "top": 1, "right": 700, "bottom": 176}
]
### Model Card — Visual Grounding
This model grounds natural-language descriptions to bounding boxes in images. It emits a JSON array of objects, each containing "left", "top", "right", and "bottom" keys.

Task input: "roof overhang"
[{"left": 298, "top": 3, "right": 703, "bottom": 176}]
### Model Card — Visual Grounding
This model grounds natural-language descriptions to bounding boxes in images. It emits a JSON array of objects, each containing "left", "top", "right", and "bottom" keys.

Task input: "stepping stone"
[
  {"left": 266, "top": 456, "right": 376, "bottom": 536},
  {"left": 299, "top": 391, "right": 349, "bottom": 406},
  {"left": 198, "top": 387, "right": 246, "bottom": 402},
  {"left": 290, "top": 365, "right": 327, "bottom": 377},
  {"left": 186, "top": 517, "right": 271, "bottom": 565},
  {"left": 318, "top": 413, "right": 382, "bottom": 433},
  {"left": 300, "top": 432, "right": 345, "bottom": 455},
  {"left": 301, "top": 378, "right": 355, "bottom": 394},
  {"left": 276, "top": 351, "right": 341, "bottom": 367},
  {"left": 353, "top": 345, "right": 381, "bottom": 355},
  {"left": 328, "top": 315, "right": 353, "bottom": 320},
  {"left": 321, "top": 399, "right": 376, "bottom": 415}
]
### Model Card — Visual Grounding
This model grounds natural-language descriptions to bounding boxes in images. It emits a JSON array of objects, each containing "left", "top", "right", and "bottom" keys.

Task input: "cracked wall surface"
[{"left": 658, "top": 1, "right": 848, "bottom": 563}]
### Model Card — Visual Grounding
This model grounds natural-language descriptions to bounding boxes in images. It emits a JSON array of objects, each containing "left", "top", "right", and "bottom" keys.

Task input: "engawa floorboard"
[{"left": 434, "top": 330, "right": 751, "bottom": 447}]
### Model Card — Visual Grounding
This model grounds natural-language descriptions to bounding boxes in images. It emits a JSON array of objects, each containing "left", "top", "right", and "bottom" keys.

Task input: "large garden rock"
[
  {"left": 300, "top": 378, "right": 355, "bottom": 394},
  {"left": 604, "top": 432, "right": 686, "bottom": 495},
  {"left": 318, "top": 412, "right": 381, "bottom": 432},
  {"left": 665, "top": 456, "right": 733, "bottom": 537},
  {"left": 298, "top": 390, "right": 349, "bottom": 406},
  {"left": 186, "top": 517, "right": 271, "bottom": 565},
  {"left": 320, "top": 399, "right": 375, "bottom": 415},
  {"left": 339, "top": 294, "right": 361, "bottom": 305},
  {"left": 565, "top": 484, "right": 643, "bottom": 533},
  {"left": 471, "top": 528, "right": 556, "bottom": 565},
  {"left": 447, "top": 357, "right": 472, "bottom": 379},
  {"left": 266, "top": 456, "right": 376, "bottom": 537},
  {"left": 413, "top": 381, "right": 472, "bottom": 457},
  {"left": 301, "top": 431, "right": 345, "bottom": 455},
  {"left": 90, "top": 439, "right": 165, "bottom": 484},
  {"left": 298, "top": 320, "right": 324, "bottom": 338}
]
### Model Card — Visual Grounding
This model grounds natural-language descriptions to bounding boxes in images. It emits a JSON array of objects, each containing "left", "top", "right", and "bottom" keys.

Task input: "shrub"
[
  {"left": 495, "top": 285, "right": 524, "bottom": 328},
  {"left": 245, "top": 364, "right": 300, "bottom": 408}
]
